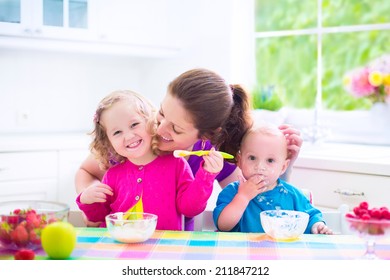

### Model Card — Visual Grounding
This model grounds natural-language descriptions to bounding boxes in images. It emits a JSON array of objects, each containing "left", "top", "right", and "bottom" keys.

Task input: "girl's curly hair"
[{"left": 90, "top": 90, "right": 159, "bottom": 170}]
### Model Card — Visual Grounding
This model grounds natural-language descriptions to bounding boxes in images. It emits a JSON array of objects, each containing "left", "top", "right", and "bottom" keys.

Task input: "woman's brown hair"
[{"left": 167, "top": 68, "right": 253, "bottom": 161}]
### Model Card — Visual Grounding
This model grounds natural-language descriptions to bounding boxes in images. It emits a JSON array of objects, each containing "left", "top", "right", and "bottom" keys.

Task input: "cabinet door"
[
  {"left": 0, "top": 179, "right": 57, "bottom": 202},
  {"left": 0, "top": 0, "right": 33, "bottom": 35},
  {"left": 58, "top": 149, "right": 90, "bottom": 210},
  {"left": 0, "top": 151, "right": 57, "bottom": 182},
  {"left": 290, "top": 167, "right": 390, "bottom": 210},
  {"left": 0, "top": 0, "right": 95, "bottom": 40},
  {"left": 96, "top": 0, "right": 170, "bottom": 47},
  {"left": 38, "top": 0, "right": 95, "bottom": 40},
  {"left": 0, "top": 151, "right": 58, "bottom": 203}
]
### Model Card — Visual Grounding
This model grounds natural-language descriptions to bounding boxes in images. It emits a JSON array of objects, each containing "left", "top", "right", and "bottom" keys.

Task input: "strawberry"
[
  {"left": 14, "top": 249, "right": 35, "bottom": 260},
  {"left": 5, "top": 215, "right": 19, "bottom": 227},
  {"left": 10, "top": 224, "right": 29, "bottom": 247},
  {"left": 0, "top": 227, "right": 12, "bottom": 244},
  {"left": 26, "top": 212, "right": 41, "bottom": 231},
  {"left": 29, "top": 229, "right": 41, "bottom": 245},
  {"left": 48, "top": 217, "right": 58, "bottom": 224}
]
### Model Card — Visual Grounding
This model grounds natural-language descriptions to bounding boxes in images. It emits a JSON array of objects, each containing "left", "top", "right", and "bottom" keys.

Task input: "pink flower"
[
  {"left": 343, "top": 54, "right": 390, "bottom": 104},
  {"left": 345, "top": 67, "right": 376, "bottom": 97}
]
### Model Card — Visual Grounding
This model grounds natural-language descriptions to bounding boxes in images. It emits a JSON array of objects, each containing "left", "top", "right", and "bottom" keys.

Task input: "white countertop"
[
  {"left": 0, "top": 132, "right": 91, "bottom": 152},
  {"left": 296, "top": 142, "right": 390, "bottom": 176}
]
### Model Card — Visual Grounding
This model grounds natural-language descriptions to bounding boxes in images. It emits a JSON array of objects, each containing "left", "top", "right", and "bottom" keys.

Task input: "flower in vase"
[{"left": 343, "top": 54, "right": 390, "bottom": 104}]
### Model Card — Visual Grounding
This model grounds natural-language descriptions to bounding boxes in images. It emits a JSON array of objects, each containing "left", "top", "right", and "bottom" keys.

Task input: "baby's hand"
[
  {"left": 237, "top": 174, "right": 268, "bottom": 201},
  {"left": 202, "top": 148, "right": 223, "bottom": 174},
  {"left": 311, "top": 222, "right": 333, "bottom": 235},
  {"left": 80, "top": 181, "right": 113, "bottom": 204}
]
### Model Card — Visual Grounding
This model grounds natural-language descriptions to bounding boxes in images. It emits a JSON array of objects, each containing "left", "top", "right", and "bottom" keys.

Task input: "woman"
[{"left": 75, "top": 68, "right": 302, "bottom": 229}]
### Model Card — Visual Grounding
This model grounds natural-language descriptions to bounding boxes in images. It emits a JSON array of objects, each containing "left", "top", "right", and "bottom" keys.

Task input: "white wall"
[{"left": 0, "top": 0, "right": 254, "bottom": 134}]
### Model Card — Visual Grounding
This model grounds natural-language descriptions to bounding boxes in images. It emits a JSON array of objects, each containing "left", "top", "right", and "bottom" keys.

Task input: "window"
[{"left": 254, "top": 0, "right": 390, "bottom": 145}]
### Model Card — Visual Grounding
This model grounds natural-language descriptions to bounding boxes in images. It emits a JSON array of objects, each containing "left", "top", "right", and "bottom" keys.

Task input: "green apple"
[{"left": 41, "top": 221, "right": 77, "bottom": 259}]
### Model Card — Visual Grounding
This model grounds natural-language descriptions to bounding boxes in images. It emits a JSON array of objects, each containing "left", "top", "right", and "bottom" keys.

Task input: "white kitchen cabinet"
[
  {"left": 289, "top": 143, "right": 390, "bottom": 211},
  {"left": 0, "top": 151, "right": 58, "bottom": 202},
  {"left": 95, "top": 0, "right": 178, "bottom": 53},
  {"left": 0, "top": 133, "right": 91, "bottom": 209},
  {"left": 96, "top": 0, "right": 167, "bottom": 46},
  {"left": 290, "top": 168, "right": 390, "bottom": 210},
  {"left": 0, "top": 0, "right": 180, "bottom": 57},
  {"left": 0, "top": 0, "right": 95, "bottom": 41},
  {"left": 57, "top": 149, "right": 90, "bottom": 210},
  {"left": 0, "top": 179, "right": 57, "bottom": 202}
]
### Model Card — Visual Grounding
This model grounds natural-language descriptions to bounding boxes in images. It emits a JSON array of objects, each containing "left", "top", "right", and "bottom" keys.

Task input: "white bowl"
[
  {"left": 260, "top": 210, "right": 309, "bottom": 240},
  {"left": 105, "top": 212, "right": 157, "bottom": 243}
]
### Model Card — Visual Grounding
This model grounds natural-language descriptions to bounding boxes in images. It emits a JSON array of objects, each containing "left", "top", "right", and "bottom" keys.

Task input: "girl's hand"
[
  {"left": 80, "top": 181, "right": 114, "bottom": 204},
  {"left": 202, "top": 148, "right": 224, "bottom": 174},
  {"left": 81, "top": 212, "right": 102, "bottom": 227},
  {"left": 237, "top": 174, "right": 268, "bottom": 202},
  {"left": 311, "top": 222, "right": 333, "bottom": 234},
  {"left": 279, "top": 124, "right": 303, "bottom": 165}
]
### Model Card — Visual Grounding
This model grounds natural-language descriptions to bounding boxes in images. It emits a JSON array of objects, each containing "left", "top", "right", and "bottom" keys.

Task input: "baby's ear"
[
  {"left": 280, "top": 158, "right": 290, "bottom": 175},
  {"left": 236, "top": 151, "right": 242, "bottom": 168}
]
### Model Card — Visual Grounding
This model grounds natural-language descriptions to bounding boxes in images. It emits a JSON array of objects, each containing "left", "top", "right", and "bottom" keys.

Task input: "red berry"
[
  {"left": 359, "top": 201, "right": 369, "bottom": 210},
  {"left": 381, "top": 209, "right": 390, "bottom": 220},
  {"left": 353, "top": 207, "right": 361, "bottom": 216},
  {"left": 345, "top": 213, "right": 356, "bottom": 218},
  {"left": 10, "top": 225, "right": 29, "bottom": 247},
  {"left": 361, "top": 213, "right": 371, "bottom": 220},
  {"left": 14, "top": 249, "right": 35, "bottom": 260},
  {"left": 358, "top": 209, "right": 369, "bottom": 217},
  {"left": 370, "top": 208, "right": 381, "bottom": 219},
  {"left": 0, "top": 228, "right": 12, "bottom": 244}
]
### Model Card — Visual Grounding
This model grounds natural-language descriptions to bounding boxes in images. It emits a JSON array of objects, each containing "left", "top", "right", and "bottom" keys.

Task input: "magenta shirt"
[{"left": 76, "top": 154, "right": 217, "bottom": 231}]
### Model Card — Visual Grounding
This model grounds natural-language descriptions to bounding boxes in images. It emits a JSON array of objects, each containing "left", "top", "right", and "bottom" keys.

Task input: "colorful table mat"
[{"left": 1, "top": 228, "right": 390, "bottom": 260}]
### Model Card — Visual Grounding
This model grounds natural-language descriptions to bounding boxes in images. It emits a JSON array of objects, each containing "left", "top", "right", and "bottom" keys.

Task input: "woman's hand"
[
  {"left": 279, "top": 124, "right": 303, "bottom": 165},
  {"left": 80, "top": 181, "right": 113, "bottom": 204},
  {"left": 202, "top": 148, "right": 224, "bottom": 174}
]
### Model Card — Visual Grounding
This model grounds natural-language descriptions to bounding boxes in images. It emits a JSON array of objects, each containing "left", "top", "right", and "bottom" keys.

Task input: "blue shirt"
[{"left": 213, "top": 179, "right": 324, "bottom": 233}]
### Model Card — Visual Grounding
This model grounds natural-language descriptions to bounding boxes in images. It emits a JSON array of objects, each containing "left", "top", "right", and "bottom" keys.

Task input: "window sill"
[
  {"left": 252, "top": 107, "right": 390, "bottom": 146},
  {"left": 296, "top": 141, "right": 390, "bottom": 176}
]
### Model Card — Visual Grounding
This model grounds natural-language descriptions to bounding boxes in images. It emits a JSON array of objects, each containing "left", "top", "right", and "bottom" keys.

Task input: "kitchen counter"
[{"left": 295, "top": 142, "right": 390, "bottom": 177}]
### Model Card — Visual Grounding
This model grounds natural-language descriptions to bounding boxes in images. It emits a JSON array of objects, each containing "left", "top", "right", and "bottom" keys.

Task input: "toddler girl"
[{"left": 77, "top": 90, "right": 223, "bottom": 230}]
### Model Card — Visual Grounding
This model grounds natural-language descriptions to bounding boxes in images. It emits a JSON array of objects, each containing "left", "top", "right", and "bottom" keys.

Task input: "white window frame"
[{"left": 252, "top": 0, "right": 390, "bottom": 146}]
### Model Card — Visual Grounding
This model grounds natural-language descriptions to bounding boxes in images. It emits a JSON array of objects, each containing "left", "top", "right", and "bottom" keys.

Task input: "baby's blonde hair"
[
  {"left": 90, "top": 90, "right": 159, "bottom": 170},
  {"left": 240, "top": 121, "right": 288, "bottom": 156}
]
